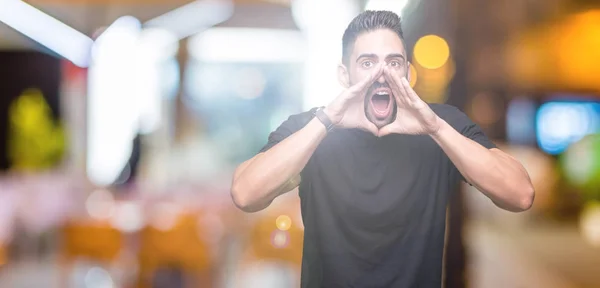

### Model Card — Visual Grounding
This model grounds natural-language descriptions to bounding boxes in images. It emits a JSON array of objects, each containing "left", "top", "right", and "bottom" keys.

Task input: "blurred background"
[{"left": 0, "top": 0, "right": 599, "bottom": 287}]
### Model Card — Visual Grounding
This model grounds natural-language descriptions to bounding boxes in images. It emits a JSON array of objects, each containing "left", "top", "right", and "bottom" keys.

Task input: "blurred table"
[{"left": 466, "top": 220, "right": 600, "bottom": 288}]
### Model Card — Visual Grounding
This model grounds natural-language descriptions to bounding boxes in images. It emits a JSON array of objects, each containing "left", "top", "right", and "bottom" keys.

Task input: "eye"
[
  {"left": 361, "top": 60, "right": 374, "bottom": 69},
  {"left": 388, "top": 60, "right": 403, "bottom": 67}
]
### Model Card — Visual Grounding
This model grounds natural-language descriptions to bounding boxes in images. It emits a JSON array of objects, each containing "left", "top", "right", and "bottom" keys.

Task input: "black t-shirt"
[{"left": 259, "top": 104, "right": 496, "bottom": 288}]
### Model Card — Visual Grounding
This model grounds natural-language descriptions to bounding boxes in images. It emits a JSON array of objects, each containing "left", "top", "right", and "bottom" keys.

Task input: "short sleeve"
[
  {"left": 440, "top": 105, "right": 497, "bottom": 184},
  {"left": 259, "top": 108, "right": 318, "bottom": 153},
  {"left": 443, "top": 105, "right": 497, "bottom": 150}
]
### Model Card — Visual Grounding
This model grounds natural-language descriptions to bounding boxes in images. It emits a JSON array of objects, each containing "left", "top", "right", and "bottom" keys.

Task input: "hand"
[
  {"left": 378, "top": 66, "right": 441, "bottom": 136},
  {"left": 324, "top": 65, "right": 384, "bottom": 136}
]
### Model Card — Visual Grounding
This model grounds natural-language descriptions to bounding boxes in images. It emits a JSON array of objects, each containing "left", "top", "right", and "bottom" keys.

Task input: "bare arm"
[
  {"left": 230, "top": 118, "right": 327, "bottom": 212},
  {"left": 430, "top": 119, "right": 535, "bottom": 212}
]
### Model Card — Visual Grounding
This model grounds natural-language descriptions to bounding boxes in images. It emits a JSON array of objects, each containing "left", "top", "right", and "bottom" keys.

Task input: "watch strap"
[{"left": 314, "top": 107, "right": 335, "bottom": 132}]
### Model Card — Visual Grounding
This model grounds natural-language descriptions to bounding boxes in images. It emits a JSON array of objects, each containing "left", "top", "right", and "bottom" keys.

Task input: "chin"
[{"left": 366, "top": 111, "right": 393, "bottom": 128}]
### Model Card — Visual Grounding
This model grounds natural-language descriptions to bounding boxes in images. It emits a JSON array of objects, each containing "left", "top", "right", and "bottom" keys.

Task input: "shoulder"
[
  {"left": 270, "top": 107, "right": 318, "bottom": 135},
  {"left": 428, "top": 103, "right": 465, "bottom": 119},
  {"left": 288, "top": 107, "right": 318, "bottom": 123},
  {"left": 279, "top": 107, "right": 318, "bottom": 129},
  {"left": 428, "top": 103, "right": 473, "bottom": 128}
]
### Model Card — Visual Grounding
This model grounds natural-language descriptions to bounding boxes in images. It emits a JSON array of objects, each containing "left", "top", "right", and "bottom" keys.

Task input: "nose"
[{"left": 377, "top": 74, "right": 386, "bottom": 84}]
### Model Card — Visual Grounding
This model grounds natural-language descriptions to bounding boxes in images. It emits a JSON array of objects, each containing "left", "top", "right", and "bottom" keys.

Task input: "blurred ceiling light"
[
  {"left": 92, "top": 16, "right": 142, "bottom": 62},
  {"left": 87, "top": 16, "right": 142, "bottom": 187},
  {"left": 0, "top": 0, "right": 93, "bottom": 67},
  {"left": 413, "top": 34, "right": 450, "bottom": 70},
  {"left": 136, "top": 28, "right": 179, "bottom": 61},
  {"left": 134, "top": 28, "right": 179, "bottom": 135},
  {"left": 144, "top": 0, "right": 234, "bottom": 40},
  {"left": 188, "top": 28, "right": 306, "bottom": 63},
  {"left": 365, "top": 0, "right": 410, "bottom": 15},
  {"left": 291, "top": 0, "right": 359, "bottom": 110}
]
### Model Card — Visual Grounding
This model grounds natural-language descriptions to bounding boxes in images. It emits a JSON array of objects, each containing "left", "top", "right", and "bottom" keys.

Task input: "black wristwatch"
[{"left": 314, "top": 107, "right": 335, "bottom": 132}]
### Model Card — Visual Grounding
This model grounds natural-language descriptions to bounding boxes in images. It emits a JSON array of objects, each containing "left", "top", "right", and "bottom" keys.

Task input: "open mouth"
[{"left": 370, "top": 90, "right": 392, "bottom": 118}]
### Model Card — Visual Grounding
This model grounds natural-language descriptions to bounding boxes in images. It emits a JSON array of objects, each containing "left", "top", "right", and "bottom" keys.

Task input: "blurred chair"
[
  {"left": 60, "top": 220, "right": 124, "bottom": 287},
  {"left": 136, "top": 211, "right": 214, "bottom": 288},
  {"left": 0, "top": 243, "right": 6, "bottom": 268}
]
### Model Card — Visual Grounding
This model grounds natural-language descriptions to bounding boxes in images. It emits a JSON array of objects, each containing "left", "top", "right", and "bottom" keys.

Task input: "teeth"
[{"left": 376, "top": 91, "right": 389, "bottom": 96}]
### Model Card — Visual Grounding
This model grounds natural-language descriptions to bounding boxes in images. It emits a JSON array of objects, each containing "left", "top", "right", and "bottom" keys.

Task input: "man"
[{"left": 231, "top": 10, "right": 534, "bottom": 288}]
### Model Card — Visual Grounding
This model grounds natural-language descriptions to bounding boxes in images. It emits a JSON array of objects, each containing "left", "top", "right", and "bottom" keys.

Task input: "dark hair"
[{"left": 342, "top": 10, "right": 405, "bottom": 65}]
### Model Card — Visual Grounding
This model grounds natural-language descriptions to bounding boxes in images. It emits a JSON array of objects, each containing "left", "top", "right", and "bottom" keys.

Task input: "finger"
[
  {"left": 400, "top": 77, "right": 421, "bottom": 103},
  {"left": 364, "top": 121, "right": 379, "bottom": 136},
  {"left": 383, "top": 66, "right": 406, "bottom": 105},
  {"left": 350, "top": 64, "right": 384, "bottom": 94},
  {"left": 378, "top": 124, "right": 394, "bottom": 137}
]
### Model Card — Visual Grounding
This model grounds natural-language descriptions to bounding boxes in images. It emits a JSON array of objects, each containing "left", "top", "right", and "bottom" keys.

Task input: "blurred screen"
[
  {"left": 184, "top": 61, "right": 304, "bottom": 164},
  {"left": 536, "top": 97, "right": 600, "bottom": 155},
  {"left": 506, "top": 98, "right": 537, "bottom": 145}
]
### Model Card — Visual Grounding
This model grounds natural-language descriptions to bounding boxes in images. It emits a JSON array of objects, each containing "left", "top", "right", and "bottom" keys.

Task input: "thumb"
[
  {"left": 378, "top": 125, "right": 395, "bottom": 137},
  {"left": 363, "top": 121, "right": 379, "bottom": 136}
]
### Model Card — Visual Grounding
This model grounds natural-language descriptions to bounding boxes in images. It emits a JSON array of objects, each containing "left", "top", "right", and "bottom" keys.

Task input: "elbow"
[
  {"left": 230, "top": 182, "right": 251, "bottom": 212},
  {"left": 515, "top": 183, "right": 535, "bottom": 212},
  {"left": 230, "top": 181, "right": 264, "bottom": 213}
]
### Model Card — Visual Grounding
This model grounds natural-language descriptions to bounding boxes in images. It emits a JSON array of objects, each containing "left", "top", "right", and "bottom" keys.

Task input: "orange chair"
[
  {"left": 60, "top": 220, "right": 124, "bottom": 286},
  {"left": 136, "top": 212, "right": 214, "bottom": 288},
  {"left": 0, "top": 243, "right": 6, "bottom": 268}
]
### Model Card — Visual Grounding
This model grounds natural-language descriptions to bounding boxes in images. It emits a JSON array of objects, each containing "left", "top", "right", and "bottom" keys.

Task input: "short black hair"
[{"left": 342, "top": 10, "right": 405, "bottom": 65}]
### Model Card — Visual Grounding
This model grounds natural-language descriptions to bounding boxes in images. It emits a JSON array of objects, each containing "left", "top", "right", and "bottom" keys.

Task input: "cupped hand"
[
  {"left": 324, "top": 65, "right": 384, "bottom": 136},
  {"left": 378, "top": 66, "right": 441, "bottom": 136}
]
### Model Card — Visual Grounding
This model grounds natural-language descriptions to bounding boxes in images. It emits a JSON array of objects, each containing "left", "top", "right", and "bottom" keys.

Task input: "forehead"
[{"left": 350, "top": 29, "right": 406, "bottom": 59}]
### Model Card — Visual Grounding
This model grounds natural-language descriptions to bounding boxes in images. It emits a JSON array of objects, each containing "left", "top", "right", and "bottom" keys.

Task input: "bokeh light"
[
  {"left": 276, "top": 215, "right": 292, "bottom": 231},
  {"left": 271, "top": 230, "right": 290, "bottom": 249},
  {"left": 413, "top": 35, "right": 450, "bottom": 70},
  {"left": 580, "top": 201, "right": 600, "bottom": 247},
  {"left": 85, "top": 189, "right": 115, "bottom": 220},
  {"left": 408, "top": 63, "right": 417, "bottom": 88},
  {"left": 561, "top": 134, "right": 600, "bottom": 200},
  {"left": 84, "top": 267, "right": 114, "bottom": 288},
  {"left": 110, "top": 202, "right": 144, "bottom": 233},
  {"left": 537, "top": 102, "right": 600, "bottom": 155}
]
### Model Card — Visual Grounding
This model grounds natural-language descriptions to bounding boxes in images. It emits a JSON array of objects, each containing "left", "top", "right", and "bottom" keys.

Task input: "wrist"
[
  {"left": 322, "top": 106, "right": 341, "bottom": 125},
  {"left": 429, "top": 117, "right": 449, "bottom": 139}
]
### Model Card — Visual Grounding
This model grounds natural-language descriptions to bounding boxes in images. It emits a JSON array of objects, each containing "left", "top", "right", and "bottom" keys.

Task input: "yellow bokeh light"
[
  {"left": 409, "top": 63, "right": 417, "bottom": 88},
  {"left": 413, "top": 35, "right": 450, "bottom": 70},
  {"left": 580, "top": 201, "right": 600, "bottom": 247},
  {"left": 275, "top": 215, "right": 292, "bottom": 231}
]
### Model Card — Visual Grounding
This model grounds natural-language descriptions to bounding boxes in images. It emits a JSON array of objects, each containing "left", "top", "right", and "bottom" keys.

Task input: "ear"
[
  {"left": 406, "top": 62, "right": 412, "bottom": 82},
  {"left": 337, "top": 63, "right": 350, "bottom": 88}
]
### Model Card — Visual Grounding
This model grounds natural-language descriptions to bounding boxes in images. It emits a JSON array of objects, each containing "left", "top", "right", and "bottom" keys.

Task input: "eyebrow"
[{"left": 356, "top": 53, "right": 406, "bottom": 63}]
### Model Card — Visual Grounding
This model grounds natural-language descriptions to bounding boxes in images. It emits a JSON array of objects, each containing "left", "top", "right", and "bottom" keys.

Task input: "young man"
[{"left": 231, "top": 10, "right": 534, "bottom": 288}]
